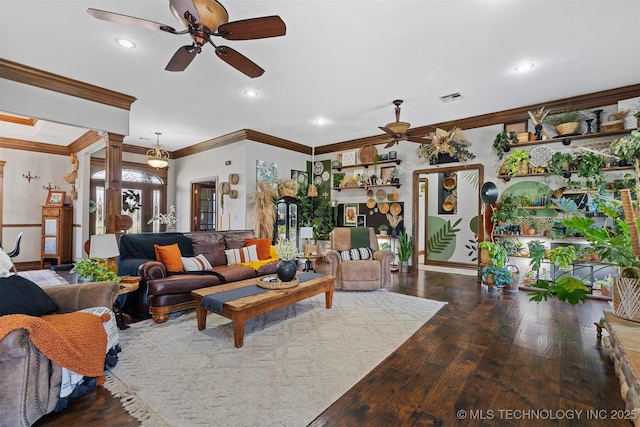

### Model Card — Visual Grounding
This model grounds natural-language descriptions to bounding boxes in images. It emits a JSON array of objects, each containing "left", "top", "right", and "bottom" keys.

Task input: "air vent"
[{"left": 439, "top": 92, "right": 464, "bottom": 103}]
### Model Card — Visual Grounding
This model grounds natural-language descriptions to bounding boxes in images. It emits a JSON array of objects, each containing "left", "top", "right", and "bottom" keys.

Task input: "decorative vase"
[
  {"left": 534, "top": 124, "right": 543, "bottom": 140},
  {"left": 400, "top": 261, "right": 409, "bottom": 273},
  {"left": 276, "top": 260, "right": 297, "bottom": 282},
  {"left": 78, "top": 275, "right": 94, "bottom": 283}
]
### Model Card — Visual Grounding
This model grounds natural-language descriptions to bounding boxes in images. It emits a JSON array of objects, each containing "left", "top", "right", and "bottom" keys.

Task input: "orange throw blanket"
[{"left": 0, "top": 312, "right": 109, "bottom": 385}]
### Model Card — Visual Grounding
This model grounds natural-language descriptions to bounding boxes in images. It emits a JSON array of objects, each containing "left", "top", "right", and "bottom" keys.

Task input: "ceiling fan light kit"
[
  {"left": 378, "top": 99, "right": 432, "bottom": 148},
  {"left": 88, "top": 0, "right": 286, "bottom": 77},
  {"left": 147, "top": 132, "right": 170, "bottom": 169}
]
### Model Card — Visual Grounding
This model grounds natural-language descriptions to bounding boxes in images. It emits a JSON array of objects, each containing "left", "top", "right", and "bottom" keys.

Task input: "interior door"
[{"left": 191, "top": 180, "right": 217, "bottom": 231}]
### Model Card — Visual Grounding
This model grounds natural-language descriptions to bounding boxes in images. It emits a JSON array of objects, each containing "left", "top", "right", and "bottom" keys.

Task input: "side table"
[
  {"left": 115, "top": 276, "right": 140, "bottom": 329},
  {"left": 300, "top": 254, "right": 324, "bottom": 273}
]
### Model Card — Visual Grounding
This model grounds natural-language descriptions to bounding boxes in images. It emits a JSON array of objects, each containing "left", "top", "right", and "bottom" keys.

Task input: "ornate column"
[{"left": 104, "top": 133, "right": 123, "bottom": 235}]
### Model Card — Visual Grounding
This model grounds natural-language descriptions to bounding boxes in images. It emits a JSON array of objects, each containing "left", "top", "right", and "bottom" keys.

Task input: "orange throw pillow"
[
  {"left": 244, "top": 238, "right": 271, "bottom": 260},
  {"left": 154, "top": 243, "right": 184, "bottom": 272}
]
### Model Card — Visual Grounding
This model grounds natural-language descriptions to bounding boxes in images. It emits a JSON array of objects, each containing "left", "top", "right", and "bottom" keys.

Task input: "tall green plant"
[
  {"left": 312, "top": 197, "right": 335, "bottom": 240},
  {"left": 397, "top": 229, "right": 413, "bottom": 262}
]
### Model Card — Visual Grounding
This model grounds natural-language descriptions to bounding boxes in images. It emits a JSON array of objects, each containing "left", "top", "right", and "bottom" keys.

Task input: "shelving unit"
[
  {"left": 332, "top": 184, "right": 401, "bottom": 191},
  {"left": 332, "top": 158, "right": 402, "bottom": 171}
]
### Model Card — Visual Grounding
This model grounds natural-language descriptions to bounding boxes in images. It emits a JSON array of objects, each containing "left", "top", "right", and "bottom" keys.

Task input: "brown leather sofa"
[
  {"left": 118, "top": 230, "right": 278, "bottom": 323},
  {"left": 0, "top": 281, "right": 119, "bottom": 427},
  {"left": 325, "top": 227, "right": 395, "bottom": 290}
]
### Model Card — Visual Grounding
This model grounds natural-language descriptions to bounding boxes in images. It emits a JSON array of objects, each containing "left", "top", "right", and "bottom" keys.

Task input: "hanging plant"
[{"left": 492, "top": 131, "right": 518, "bottom": 160}]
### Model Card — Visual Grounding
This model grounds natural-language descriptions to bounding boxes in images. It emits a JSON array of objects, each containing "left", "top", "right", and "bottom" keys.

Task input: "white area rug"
[{"left": 105, "top": 291, "right": 446, "bottom": 427}]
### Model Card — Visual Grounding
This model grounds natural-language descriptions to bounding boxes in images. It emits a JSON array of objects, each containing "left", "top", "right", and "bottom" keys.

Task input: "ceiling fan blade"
[
  {"left": 406, "top": 135, "right": 431, "bottom": 143},
  {"left": 165, "top": 46, "right": 198, "bottom": 72},
  {"left": 87, "top": 8, "right": 177, "bottom": 33},
  {"left": 214, "top": 45, "right": 264, "bottom": 78},
  {"left": 384, "top": 140, "right": 398, "bottom": 149},
  {"left": 169, "top": 0, "right": 200, "bottom": 23},
  {"left": 378, "top": 126, "right": 396, "bottom": 136},
  {"left": 217, "top": 16, "right": 286, "bottom": 40}
]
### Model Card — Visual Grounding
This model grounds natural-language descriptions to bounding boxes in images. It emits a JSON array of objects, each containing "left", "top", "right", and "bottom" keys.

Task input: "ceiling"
[{"left": 1, "top": 0, "right": 639, "bottom": 153}]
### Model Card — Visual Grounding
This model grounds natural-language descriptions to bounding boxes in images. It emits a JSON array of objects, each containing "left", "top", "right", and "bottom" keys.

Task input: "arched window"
[{"left": 90, "top": 159, "right": 167, "bottom": 234}]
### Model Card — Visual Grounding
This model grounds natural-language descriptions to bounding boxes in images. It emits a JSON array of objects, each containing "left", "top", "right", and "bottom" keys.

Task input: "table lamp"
[
  {"left": 300, "top": 227, "right": 316, "bottom": 255},
  {"left": 89, "top": 233, "right": 120, "bottom": 274}
]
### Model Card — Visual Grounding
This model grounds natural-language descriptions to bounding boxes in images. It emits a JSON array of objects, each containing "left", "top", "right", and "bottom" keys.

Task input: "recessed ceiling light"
[
  {"left": 314, "top": 118, "right": 328, "bottom": 125},
  {"left": 115, "top": 37, "right": 136, "bottom": 48},
  {"left": 514, "top": 62, "right": 535, "bottom": 72},
  {"left": 244, "top": 90, "right": 258, "bottom": 97}
]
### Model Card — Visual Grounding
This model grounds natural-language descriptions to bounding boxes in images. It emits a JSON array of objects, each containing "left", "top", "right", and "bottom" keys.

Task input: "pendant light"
[
  {"left": 147, "top": 132, "right": 170, "bottom": 169},
  {"left": 308, "top": 145, "right": 318, "bottom": 197}
]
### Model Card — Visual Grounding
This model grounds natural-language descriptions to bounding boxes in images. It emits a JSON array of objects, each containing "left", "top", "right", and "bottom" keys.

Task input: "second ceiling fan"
[
  {"left": 88, "top": 0, "right": 286, "bottom": 77},
  {"left": 378, "top": 100, "right": 431, "bottom": 148}
]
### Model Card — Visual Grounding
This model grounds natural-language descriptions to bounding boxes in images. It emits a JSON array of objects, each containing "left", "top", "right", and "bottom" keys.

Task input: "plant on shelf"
[
  {"left": 71, "top": 258, "right": 119, "bottom": 282},
  {"left": 478, "top": 241, "right": 513, "bottom": 288},
  {"left": 492, "top": 130, "right": 519, "bottom": 160},
  {"left": 576, "top": 151, "right": 606, "bottom": 189},
  {"left": 502, "top": 148, "right": 531, "bottom": 177},
  {"left": 491, "top": 194, "right": 518, "bottom": 228},
  {"left": 544, "top": 107, "right": 588, "bottom": 136},
  {"left": 610, "top": 130, "right": 640, "bottom": 196},
  {"left": 547, "top": 152, "right": 575, "bottom": 179},
  {"left": 529, "top": 106, "right": 550, "bottom": 140},
  {"left": 378, "top": 224, "right": 389, "bottom": 236}
]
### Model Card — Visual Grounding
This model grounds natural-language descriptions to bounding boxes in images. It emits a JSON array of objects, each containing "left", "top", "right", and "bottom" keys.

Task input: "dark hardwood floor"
[{"left": 35, "top": 269, "right": 630, "bottom": 426}]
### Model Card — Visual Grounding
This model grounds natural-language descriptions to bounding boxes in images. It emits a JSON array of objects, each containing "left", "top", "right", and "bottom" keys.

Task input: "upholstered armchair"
[{"left": 325, "top": 227, "right": 394, "bottom": 290}]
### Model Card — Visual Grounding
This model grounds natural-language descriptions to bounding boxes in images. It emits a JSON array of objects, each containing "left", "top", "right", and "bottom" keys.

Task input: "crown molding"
[{"left": 0, "top": 58, "right": 136, "bottom": 110}]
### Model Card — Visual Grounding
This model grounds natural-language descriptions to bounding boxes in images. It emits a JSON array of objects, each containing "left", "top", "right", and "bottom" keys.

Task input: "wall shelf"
[
  {"left": 332, "top": 159, "right": 402, "bottom": 171},
  {"left": 332, "top": 184, "right": 401, "bottom": 192}
]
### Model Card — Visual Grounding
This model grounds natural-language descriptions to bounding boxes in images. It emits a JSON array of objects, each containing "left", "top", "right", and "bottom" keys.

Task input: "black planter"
[{"left": 276, "top": 260, "right": 297, "bottom": 282}]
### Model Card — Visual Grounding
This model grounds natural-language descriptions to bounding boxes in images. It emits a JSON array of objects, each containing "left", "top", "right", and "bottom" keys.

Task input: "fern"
[
  {"left": 428, "top": 218, "right": 462, "bottom": 254},
  {"left": 460, "top": 170, "right": 479, "bottom": 191}
]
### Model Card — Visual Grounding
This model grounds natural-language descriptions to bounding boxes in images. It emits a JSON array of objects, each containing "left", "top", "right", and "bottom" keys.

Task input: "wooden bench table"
[{"left": 192, "top": 274, "right": 335, "bottom": 348}]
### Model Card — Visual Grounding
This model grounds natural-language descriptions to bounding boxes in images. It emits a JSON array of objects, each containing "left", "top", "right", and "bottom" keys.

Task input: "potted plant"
[
  {"left": 491, "top": 194, "right": 518, "bottom": 230},
  {"left": 547, "top": 152, "right": 575, "bottom": 179},
  {"left": 634, "top": 111, "right": 640, "bottom": 129},
  {"left": 71, "top": 258, "right": 119, "bottom": 283},
  {"left": 502, "top": 148, "right": 531, "bottom": 177},
  {"left": 275, "top": 238, "right": 298, "bottom": 282},
  {"left": 545, "top": 108, "right": 588, "bottom": 136},
  {"left": 492, "top": 130, "right": 518, "bottom": 160},
  {"left": 478, "top": 241, "right": 508, "bottom": 268},
  {"left": 397, "top": 229, "right": 413, "bottom": 273},
  {"left": 576, "top": 151, "right": 606, "bottom": 189},
  {"left": 480, "top": 264, "right": 513, "bottom": 289},
  {"left": 610, "top": 130, "right": 640, "bottom": 193},
  {"left": 378, "top": 224, "right": 389, "bottom": 236},
  {"left": 594, "top": 275, "right": 614, "bottom": 296}
]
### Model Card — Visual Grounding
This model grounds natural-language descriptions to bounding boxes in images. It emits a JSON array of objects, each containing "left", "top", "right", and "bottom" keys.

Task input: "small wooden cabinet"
[{"left": 41, "top": 205, "right": 73, "bottom": 268}]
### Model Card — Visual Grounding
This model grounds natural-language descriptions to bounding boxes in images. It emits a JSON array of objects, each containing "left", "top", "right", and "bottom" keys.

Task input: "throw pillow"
[
  {"left": 244, "top": 238, "right": 271, "bottom": 260},
  {"left": 0, "top": 275, "right": 59, "bottom": 316},
  {"left": 339, "top": 247, "right": 373, "bottom": 261},
  {"left": 181, "top": 254, "right": 213, "bottom": 272},
  {"left": 225, "top": 245, "right": 259, "bottom": 265},
  {"left": 154, "top": 243, "right": 184, "bottom": 273}
]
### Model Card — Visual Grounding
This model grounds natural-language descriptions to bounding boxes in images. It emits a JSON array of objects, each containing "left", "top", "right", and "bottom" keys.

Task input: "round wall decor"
[
  {"left": 220, "top": 182, "right": 230, "bottom": 194},
  {"left": 229, "top": 189, "right": 238, "bottom": 199},
  {"left": 229, "top": 173, "right": 240, "bottom": 184}
]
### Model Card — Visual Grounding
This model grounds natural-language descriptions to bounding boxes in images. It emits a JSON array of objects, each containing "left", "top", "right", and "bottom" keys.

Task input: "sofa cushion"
[
  {"left": 225, "top": 245, "right": 259, "bottom": 264},
  {"left": 154, "top": 243, "right": 184, "bottom": 273},
  {"left": 187, "top": 232, "right": 227, "bottom": 267},
  {"left": 119, "top": 232, "right": 194, "bottom": 260},
  {"left": 0, "top": 275, "right": 59, "bottom": 316},
  {"left": 224, "top": 231, "right": 257, "bottom": 249},
  {"left": 339, "top": 248, "right": 373, "bottom": 261},
  {"left": 181, "top": 254, "right": 213, "bottom": 272},
  {"left": 244, "top": 238, "right": 271, "bottom": 260},
  {"left": 212, "top": 265, "right": 257, "bottom": 282}
]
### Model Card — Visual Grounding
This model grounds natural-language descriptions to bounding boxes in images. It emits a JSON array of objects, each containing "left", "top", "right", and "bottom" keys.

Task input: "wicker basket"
[
  {"left": 602, "top": 120, "right": 625, "bottom": 133},
  {"left": 257, "top": 275, "right": 299, "bottom": 290},
  {"left": 613, "top": 267, "right": 640, "bottom": 322},
  {"left": 555, "top": 122, "right": 581, "bottom": 135}
]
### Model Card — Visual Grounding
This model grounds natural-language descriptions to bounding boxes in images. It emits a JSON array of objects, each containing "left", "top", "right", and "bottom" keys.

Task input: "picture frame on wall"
[
  {"left": 341, "top": 151, "right": 356, "bottom": 166},
  {"left": 356, "top": 214, "right": 366, "bottom": 228},
  {"left": 504, "top": 120, "right": 528, "bottom": 134},
  {"left": 45, "top": 190, "right": 66, "bottom": 207},
  {"left": 344, "top": 203, "right": 358, "bottom": 226}
]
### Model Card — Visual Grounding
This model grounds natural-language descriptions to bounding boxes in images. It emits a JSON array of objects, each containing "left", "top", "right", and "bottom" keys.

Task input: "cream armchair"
[{"left": 325, "top": 227, "right": 394, "bottom": 290}]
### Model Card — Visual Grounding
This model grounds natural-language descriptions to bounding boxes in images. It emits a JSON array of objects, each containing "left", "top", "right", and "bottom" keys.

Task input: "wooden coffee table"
[{"left": 192, "top": 274, "right": 335, "bottom": 348}]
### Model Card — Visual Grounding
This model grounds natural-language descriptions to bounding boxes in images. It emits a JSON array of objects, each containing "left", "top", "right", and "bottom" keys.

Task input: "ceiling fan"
[
  {"left": 378, "top": 99, "right": 430, "bottom": 148},
  {"left": 87, "top": 0, "right": 286, "bottom": 77}
]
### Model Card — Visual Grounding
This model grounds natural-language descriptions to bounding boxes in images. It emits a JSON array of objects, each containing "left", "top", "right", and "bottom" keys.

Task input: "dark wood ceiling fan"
[
  {"left": 378, "top": 99, "right": 431, "bottom": 148},
  {"left": 87, "top": 0, "right": 286, "bottom": 77}
]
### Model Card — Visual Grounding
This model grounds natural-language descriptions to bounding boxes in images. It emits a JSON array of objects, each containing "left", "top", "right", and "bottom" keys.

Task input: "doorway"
[
  {"left": 412, "top": 164, "right": 484, "bottom": 271},
  {"left": 191, "top": 177, "right": 218, "bottom": 231}
]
